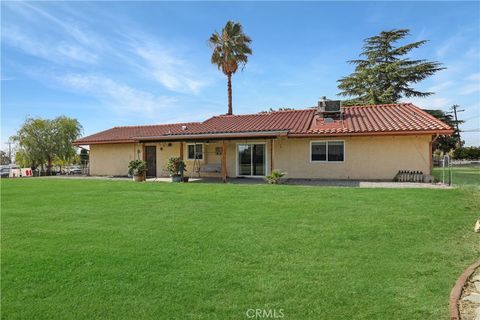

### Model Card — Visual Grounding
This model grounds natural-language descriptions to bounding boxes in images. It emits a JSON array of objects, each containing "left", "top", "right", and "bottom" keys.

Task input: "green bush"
[
  {"left": 265, "top": 170, "right": 286, "bottom": 184},
  {"left": 165, "top": 157, "right": 186, "bottom": 176},
  {"left": 128, "top": 160, "right": 146, "bottom": 176}
]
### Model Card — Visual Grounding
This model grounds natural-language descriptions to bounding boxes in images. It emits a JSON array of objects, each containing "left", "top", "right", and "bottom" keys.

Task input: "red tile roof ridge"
[
  {"left": 112, "top": 121, "right": 201, "bottom": 129},
  {"left": 209, "top": 108, "right": 315, "bottom": 119},
  {"left": 344, "top": 103, "right": 413, "bottom": 108},
  {"left": 209, "top": 103, "right": 419, "bottom": 118}
]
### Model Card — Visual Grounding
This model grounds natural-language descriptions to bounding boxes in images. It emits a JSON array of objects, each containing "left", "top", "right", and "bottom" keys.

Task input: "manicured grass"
[
  {"left": 432, "top": 164, "right": 480, "bottom": 187},
  {"left": 1, "top": 179, "right": 479, "bottom": 319}
]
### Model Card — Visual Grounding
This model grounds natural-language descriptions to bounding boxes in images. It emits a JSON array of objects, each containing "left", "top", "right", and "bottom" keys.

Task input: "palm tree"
[{"left": 209, "top": 21, "right": 252, "bottom": 115}]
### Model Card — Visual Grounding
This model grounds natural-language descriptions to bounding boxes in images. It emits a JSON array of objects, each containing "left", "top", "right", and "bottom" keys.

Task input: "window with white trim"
[
  {"left": 311, "top": 141, "right": 344, "bottom": 162},
  {"left": 187, "top": 143, "right": 203, "bottom": 160}
]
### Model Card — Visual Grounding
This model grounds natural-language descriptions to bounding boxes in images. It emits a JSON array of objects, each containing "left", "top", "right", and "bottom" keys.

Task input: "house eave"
[
  {"left": 73, "top": 128, "right": 454, "bottom": 146},
  {"left": 72, "top": 139, "right": 137, "bottom": 146}
]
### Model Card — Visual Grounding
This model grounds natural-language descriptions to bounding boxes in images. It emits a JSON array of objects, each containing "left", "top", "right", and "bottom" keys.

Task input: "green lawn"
[
  {"left": 1, "top": 179, "right": 479, "bottom": 319},
  {"left": 432, "top": 164, "right": 480, "bottom": 187}
]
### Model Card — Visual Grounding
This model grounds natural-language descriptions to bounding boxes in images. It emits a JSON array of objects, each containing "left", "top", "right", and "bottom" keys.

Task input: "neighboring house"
[{"left": 73, "top": 102, "right": 452, "bottom": 181}]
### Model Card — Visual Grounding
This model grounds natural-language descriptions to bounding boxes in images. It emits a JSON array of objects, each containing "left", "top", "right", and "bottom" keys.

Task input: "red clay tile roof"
[
  {"left": 73, "top": 122, "right": 204, "bottom": 144},
  {"left": 182, "top": 108, "right": 315, "bottom": 135},
  {"left": 73, "top": 103, "right": 453, "bottom": 145},
  {"left": 303, "top": 103, "right": 452, "bottom": 136}
]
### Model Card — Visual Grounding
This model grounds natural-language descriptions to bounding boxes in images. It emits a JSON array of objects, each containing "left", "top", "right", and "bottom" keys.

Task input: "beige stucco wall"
[
  {"left": 273, "top": 135, "right": 431, "bottom": 180},
  {"left": 88, "top": 135, "right": 431, "bottom": 180},
  {"left": 89, "top": 143, "right": 140, "bottom": 176}
]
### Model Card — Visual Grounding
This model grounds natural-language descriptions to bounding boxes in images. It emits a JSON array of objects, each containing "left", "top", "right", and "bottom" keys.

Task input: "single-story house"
[{"left": 73, "top": 102, "right": 452, "bottom": 181}]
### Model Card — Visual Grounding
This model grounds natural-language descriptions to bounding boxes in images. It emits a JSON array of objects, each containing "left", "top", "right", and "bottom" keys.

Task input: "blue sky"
[{"left": 1, "top": 1, "right": 479, "bottom": 148}]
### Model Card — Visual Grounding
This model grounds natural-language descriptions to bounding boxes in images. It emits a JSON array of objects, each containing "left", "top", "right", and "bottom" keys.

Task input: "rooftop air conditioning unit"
[
  {"left": 318, "top": 96, "right": 342, "bottom": 114},
  {"left": 317, "top": 97, "right": 343, "bottom": 123}
]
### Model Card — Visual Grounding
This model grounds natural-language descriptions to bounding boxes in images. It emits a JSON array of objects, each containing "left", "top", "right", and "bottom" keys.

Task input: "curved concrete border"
[{"left": 449, "top": 259, "right": 480, "bottom": 320}]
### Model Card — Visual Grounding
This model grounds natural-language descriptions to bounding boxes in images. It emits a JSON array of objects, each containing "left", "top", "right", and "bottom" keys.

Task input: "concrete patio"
[
  {"left": 145, "top": 177, "right": 450, "bottom": 188},
  {"left": 35, "top": 175, "right": 450, "bottom": 188}
]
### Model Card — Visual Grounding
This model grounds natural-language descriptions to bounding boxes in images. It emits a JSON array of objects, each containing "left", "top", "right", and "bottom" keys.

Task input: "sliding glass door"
[{"left": 237, "top": 143, "right": 266, "bottom": 176}]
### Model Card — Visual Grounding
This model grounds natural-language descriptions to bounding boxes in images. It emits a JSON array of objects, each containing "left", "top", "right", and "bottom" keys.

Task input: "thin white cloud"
[
  {"left": 15, "top": 2, "right": 101, "bottom": 48},
  {"left": 3, "top": 2, "right": 213, "bottom": 96},
  {"left": 436, "top": 42, "right": 453, "bottom": 59},
  {"left": 457, "top": 72, "right": 480, "bottom": 95},
  {"left": 427, "top": 81, "right": 454, "bottom": 92},
  {"left": 2, "top": 26, "right": 98, "bottom": 65},
  {"left": 278, "top": 80, "right": 304, "bottom": 87},
  {"left": 435, "top": 30, "right": 469, "bottom": 59},
  {"left": 134, "top": 44, "right": 207, "bottom": 94},
  {"left": 459, "top": 83, "right": 480, "bottom": 95},
  {"left": 57, "top": 74, "right": 177, "bottom": 114},
  {"left": 414, "top": 27, "right": 428, "bottom": 43},
  {"left": 467, "top": 73, "right": 480, "bottom": 82},
  {"left": 464, "top": 47, "right": 480, "bottom": 60}
]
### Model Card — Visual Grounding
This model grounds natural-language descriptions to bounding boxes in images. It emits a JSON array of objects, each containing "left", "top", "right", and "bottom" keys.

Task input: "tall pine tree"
[{"left": 337, "top": 29, "right": 444, "bottom": 105}]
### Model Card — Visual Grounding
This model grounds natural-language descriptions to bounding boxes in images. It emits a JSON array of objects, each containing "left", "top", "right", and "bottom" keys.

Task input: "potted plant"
[
  {"left": 128, "top": 159, "right": 146, "bottom": 182},
  {"left": 165, "top": 157, "right": 186, "bottom": 182}
]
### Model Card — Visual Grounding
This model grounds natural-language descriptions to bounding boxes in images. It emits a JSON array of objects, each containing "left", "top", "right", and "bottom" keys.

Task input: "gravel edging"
[{"left": 449, "top": 259, "right": 480, "bottom": 320}]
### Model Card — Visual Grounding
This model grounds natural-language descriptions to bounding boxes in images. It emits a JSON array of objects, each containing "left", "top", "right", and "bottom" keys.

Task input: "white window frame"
[
  {"left": 310, "top": 140, "right": 345, "bottom": 163},
  {"left": 186, "top": 143, "right": 204, "bottom": 160},
  {"left": 236, "top": 142, "right": 268, "bottom": 177}
]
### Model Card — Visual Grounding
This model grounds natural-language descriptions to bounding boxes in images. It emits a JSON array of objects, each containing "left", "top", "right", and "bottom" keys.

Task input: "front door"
[
  {"left": 145, "top": 146, "right": 157, "bottom": 177},
  {"left": 237, "top": 143, "right": 266, "bottom": 176}
]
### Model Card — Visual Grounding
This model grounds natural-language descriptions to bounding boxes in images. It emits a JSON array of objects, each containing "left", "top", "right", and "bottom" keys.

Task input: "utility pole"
[
  {"left": 5, "top": 141, "right": 12, "bottom": 164},
  {"left": 448, "top": 105, "right": 465, "bottom": 146}
]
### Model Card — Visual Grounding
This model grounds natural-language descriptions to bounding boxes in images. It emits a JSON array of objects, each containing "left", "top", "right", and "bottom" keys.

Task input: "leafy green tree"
[
  {"left": 53, "top": 156, "right": 70, "bottom": 173},
  {"left": 15, "top": 148, "right": 33, "bottom": 168},
  {"left": 424, "top": 109, "right": 464, "bottom": 152},
  {"left": 338, "top": 29, "right": 444, "bottom": 105},
  {"left": 260, "top": 107, "right": 295, "bottom": 113},
  {"left": 209, "top": 20, "right": 252, "bottom": 115},
  {"left": 0, "top": 150, "right": 11, "bottom": 165},
  {"left": 453, "top": 147, "right": 480, "bottom": 160},
  {"left": 12, "top": 118, "right": 51, "bottom": 171},
  {"left": 53, "top": 116, "right": 83, "bottom": 167},
  {"left": 12, "top": 116, "right": 82, "bottom": 174}
]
